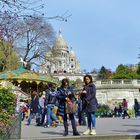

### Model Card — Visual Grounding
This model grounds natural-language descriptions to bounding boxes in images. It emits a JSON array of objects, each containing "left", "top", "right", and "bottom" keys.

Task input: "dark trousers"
[
  {"left": 40, "top": 108, "right": 46, "bottom": 125},
  {"left": 63, "top": 113, "right": 77, "bottom": 133},
  {"left": 78, "top": 111, "right": 86, "bottom": 125},
  {"left": 123, "top": 110, "right": 130, "bottom": 119}
]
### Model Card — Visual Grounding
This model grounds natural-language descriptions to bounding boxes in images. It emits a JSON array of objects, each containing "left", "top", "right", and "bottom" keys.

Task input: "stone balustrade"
[{"left": 95, "top": 79, "right": 140, "bottom": 89}]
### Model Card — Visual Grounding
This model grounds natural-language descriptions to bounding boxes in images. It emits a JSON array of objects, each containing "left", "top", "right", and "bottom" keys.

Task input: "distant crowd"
[{"left": 114, "top": 98, "right": 140, "bottom": 119}]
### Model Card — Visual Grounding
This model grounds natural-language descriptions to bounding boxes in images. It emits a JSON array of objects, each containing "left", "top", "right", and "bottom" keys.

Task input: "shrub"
[
  {"left": 0, "top": 88, "right": 16, "bottom": 114},
  {"left": 96, "top": 104, "right": 113, "bottom": 117},
  {"left": 0, "top": 88, "right": 17, "bottom": 134}
]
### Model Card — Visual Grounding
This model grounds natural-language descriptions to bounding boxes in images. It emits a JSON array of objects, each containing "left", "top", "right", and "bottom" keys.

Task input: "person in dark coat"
[
  {"left": 56, "top": 78, "right": 80, "bottom": 136},
  {"left": 44, "top": 83, "right": 59, "bottom": 127},
  {"left": 77, "top": 96, "right": 86, "bottom": 126},
  {"left": 134, "top": 98, "right": 139, "bottom": 118},
  {"left": 80, "top": 74, "right": 98, "bottom": 135},
  {"left": 27, "top": 91, "right": 40, "bottom": 125}
]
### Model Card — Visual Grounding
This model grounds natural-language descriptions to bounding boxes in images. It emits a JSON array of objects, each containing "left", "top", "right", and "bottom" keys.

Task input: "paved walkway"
[{"left": 21, "top": 117, "right": 140, "bottom": 140}]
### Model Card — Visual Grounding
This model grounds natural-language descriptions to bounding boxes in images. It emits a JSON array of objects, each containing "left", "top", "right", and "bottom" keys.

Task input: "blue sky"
[{"left": 42, "top": 0, "right": 140, "bottom": 72}]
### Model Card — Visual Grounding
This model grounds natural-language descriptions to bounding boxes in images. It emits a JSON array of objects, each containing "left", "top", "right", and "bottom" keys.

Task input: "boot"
[
  {"left": 63, "top": 131, "right": 68, "bottom": 136},
  {"left": 73, "top": 131, "right": 80, "bottom": 136},
  {"left": 71, "top": 119, "right": 80, "bottom": 136},
  {"left": 63, "top": 120, "right": 68, "bottom": 136}
]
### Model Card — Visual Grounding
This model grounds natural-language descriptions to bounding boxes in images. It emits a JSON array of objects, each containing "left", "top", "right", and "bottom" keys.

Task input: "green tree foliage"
[
  {"left": 137, "top": 63, "right": 140, "bottom": 75},
  {"left": 112, "top": 64, "right": 138, "bottom": 79},
  {"left": 0, "top": 88, "right": 17, "bottom": 134},
  {"left": 75, "top": 78, "right": 83, "bottom": 84},
  {"left": 0, "top": 88, "right": 16, "bottom": 114},
  {"left": 97, "top": 66, "right": 112, "bottom": 80},
  {"left": 0, "top": 39, "right": 20, "bottom": 72}
]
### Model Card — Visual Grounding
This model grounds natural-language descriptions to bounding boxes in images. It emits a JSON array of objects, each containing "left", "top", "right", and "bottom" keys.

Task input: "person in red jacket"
[{"left": 122, "top": 98, "right": 130, "bottom": 119}]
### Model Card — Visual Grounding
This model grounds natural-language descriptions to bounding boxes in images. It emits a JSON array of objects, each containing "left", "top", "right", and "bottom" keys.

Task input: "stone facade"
[{"left": 39, "top": 30, "right": 80, "bottom": 74}]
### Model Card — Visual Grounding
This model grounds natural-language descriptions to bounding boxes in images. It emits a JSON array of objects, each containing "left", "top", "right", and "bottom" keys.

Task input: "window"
[
  {"left": 54, "top": 71, "right": 57, "bottom": 73},
  {"left": 64, "top": 70, "right": 67, "bottom": 73}
]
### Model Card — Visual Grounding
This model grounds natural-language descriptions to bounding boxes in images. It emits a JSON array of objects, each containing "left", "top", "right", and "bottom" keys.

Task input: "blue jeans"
[
  {"left": 28, "top": 111, "right": 39, "bottom": 125},
  {"left": 87, "top": 112, "right": 96, "bottom": 130},
  {"left": 46, "top": 105, "right": 58, "bottom": 126}
]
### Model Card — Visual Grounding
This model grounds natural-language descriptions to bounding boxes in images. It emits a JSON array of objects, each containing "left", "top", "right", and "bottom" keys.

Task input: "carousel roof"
[{"left": 0, "top": 67, "right": 58, "bottom": 84}]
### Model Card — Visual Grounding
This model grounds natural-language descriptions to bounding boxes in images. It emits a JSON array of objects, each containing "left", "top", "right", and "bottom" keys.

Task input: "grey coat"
[{"left": 82, "top": 83, "right": 98, "bottom": 112}]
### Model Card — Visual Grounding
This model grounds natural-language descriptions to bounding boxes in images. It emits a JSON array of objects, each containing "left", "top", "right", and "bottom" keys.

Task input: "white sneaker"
[
  {"left": 90, "top": 129, "right": 96, "bottom": 135},
  {"left": 83, "top": 129, "right": 91, "bottom": 135}
]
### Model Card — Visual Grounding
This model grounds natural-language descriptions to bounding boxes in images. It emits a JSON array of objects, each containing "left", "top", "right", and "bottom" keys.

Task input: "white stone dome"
[{"left": 53, "top": 30, "right": 69, "bottom": 50}]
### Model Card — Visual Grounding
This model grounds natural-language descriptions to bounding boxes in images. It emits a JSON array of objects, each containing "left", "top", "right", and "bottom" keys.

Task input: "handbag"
[{"left": 65, "top": 100, "right": 77, "bottom": 114}]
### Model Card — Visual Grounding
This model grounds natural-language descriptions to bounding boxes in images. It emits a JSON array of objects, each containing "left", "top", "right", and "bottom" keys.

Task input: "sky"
[{"left": 42, "top": 0, "right": 140, "bottom": 72}]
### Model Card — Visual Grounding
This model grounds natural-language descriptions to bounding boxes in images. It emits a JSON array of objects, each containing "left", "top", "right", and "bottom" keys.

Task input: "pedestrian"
[
  {"left": 80, "top": 74, "right": 98, "bottom": 135},
  {"left": 27, "top": 90, "right": 40, "bottom": 126},
  {"left": 122, "top": 98, "right": 130, "bottom": 119},
  {"left": 77, "top": 95, "right": 86, "bottom": 125},
  {"left": 56, "top": 78, "right": 80, "bottom": 136},
  {"left": 134, "top": 98, "right": 140, "bottom": 118},
  {"left": 38, "top": 92, "right": 45, "bottom": 126},
  {"left": 44, "top": 83, "right": 59, "bottom": 128},
  {"left": 118, "top": 103, "right": 122, "bottom": 117}
]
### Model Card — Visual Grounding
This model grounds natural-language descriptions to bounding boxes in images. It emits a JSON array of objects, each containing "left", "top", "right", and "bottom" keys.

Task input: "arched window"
[{"left": 54, "top": 70, "right": 57, "bottom": 73}]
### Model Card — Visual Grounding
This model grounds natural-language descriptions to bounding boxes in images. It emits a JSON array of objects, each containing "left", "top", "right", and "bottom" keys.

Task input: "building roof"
[
  {"left": 53, "top": 30, "right": 69, "bottom": 50},
  {"left": 0, "top": 67, "right": 58, "bottom": 85}
]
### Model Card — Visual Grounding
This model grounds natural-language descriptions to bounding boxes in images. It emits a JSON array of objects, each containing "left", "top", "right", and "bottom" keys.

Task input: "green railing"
[{"left": 0, "top": 113, "right": 21, "bottom": 140}]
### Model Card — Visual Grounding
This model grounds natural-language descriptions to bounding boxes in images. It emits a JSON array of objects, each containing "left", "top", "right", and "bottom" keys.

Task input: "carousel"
[{"left": 0, "top": 67, "right": 59, "bottom": 94}]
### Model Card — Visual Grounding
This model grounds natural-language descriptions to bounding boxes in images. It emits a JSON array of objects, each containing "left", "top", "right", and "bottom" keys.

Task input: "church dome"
[{"left": 53, "top": 30, "right": 69, "bottom": 50}]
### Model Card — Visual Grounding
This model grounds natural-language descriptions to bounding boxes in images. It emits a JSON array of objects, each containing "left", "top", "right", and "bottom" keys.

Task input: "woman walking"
[
  {"left": 122, "top": 98, "right": 130, "bottom": 119},
  {"left": 27, "top": 91, "right": 40, "bottom": 126},
  {"left": 80, "top": 74, "right": 98, "bottom": 135},
  {"left": 57, "top": 78, "right": 80, "bottom": 136}
]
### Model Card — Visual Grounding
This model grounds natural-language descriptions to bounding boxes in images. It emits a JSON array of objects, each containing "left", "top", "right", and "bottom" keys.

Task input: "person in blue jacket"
[{"left": 57, "top": 78, "right": 80, "bottom": 136}]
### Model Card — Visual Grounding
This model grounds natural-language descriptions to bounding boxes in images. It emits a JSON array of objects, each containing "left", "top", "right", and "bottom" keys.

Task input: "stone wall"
[
  {"left": 97, "top": 88, "right": 140, "bottom": 108},
  {"left": 96, "top": 80, "right": 140, "bottom": 109}
]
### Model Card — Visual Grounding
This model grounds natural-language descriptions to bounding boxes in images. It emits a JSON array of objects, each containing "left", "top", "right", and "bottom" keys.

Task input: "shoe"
[
  {"left": 44, "top": 125, "right": 50, "bottom": 128},
  {"left": 63, "top": 131, "right": 68, "bottom": 136},
  {"left": 90, "top": 129, "right": 96, "bottom": 135},
  {"left": 73, "top": 131, "right": 80, "bottom": 136},
  {"left": 83, "top": 129, "right": 91, "bottom": 135}
]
